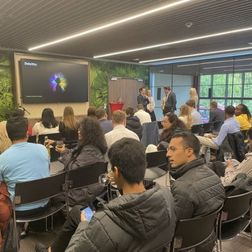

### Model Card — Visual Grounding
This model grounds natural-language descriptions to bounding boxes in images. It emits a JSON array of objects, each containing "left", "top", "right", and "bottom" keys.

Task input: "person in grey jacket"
[
  {"left": 36, "top": 138, "right": 176, "bottom": 252},
  {"left": 167, "top": 132, "right": 225, "bottom": 251},
  {"left": 56, "top": 116, "right": 107, "bottom": 206}
]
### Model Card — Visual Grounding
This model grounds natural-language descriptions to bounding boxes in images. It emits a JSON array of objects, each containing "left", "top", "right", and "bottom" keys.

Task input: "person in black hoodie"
[{"left": 125, "top": 107, "right": 142, "bottom": 139}]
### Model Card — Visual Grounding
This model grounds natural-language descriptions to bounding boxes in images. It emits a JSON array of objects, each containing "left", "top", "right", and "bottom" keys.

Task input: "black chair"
[
  {"left": 27, "top": 135, "right": 37, "bottom": 143},
  {"left": 13, "top": 172, "right": 67, "bottom": 251},
  {"left": 67, "top": 162, "right": 108, "bottom": 190},
  {"left": 141, "top": 121, "right": 159, "bottom": 147},
  {"left": 144, "top": 150, "right": 168, "bottom": 181},
  {"left": 169, "top": 206, "right": 222, "bottom": 252},
  {"left": 38, "top": 132, "right": 63, "bottom": 144},
  {"left": 191, "top": 124, "right": 204, "bottom": 136},
  {"left": 203, "top": 122, "right": 213, "bottom": 133},
  {"left": 227, "top": 132, "right": 246, "bottom": 162},
  {"left": 217, "top": 191, "right": 252, "bottom": 251},
  {"left": 212, "top": 120, "right": 223, "bottom": 133}
]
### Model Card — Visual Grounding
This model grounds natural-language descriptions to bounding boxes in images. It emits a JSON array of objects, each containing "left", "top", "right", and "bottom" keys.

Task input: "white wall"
[{"left": 150, "top": 73, "right": 193, "bottom": 120}]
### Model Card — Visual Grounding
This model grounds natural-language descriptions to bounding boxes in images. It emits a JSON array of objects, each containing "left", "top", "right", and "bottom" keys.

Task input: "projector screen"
[{"left": 19, "top": 59, "right": 88, "bottom": 103}]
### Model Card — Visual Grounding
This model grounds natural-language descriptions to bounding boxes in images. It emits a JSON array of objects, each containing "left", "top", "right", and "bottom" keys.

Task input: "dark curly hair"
[
  {"left": 73, "top": 116, "right": 107, "bottom": 157},
  {"left": 160, "top": 113, "right": 187, "bottom": 143}
]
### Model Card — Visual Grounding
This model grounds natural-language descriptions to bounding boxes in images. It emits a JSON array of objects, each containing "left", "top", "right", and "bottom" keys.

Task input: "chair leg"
[{"left": 45, "top": 217, "right": 48, "bottom": 231}]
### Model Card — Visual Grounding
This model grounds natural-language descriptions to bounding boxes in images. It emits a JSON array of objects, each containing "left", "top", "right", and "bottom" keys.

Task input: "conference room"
[{"left": 0, "top": 0, "right": 252, "bottom": 251}]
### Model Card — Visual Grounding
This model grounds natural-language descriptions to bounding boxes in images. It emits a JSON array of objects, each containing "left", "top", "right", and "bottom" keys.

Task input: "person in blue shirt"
[
  {"left": 0, "top": 116, "right": 50, "bottom": 213},
  {"left": 197, "top": 106, "right": 240, "bottom": 149}
]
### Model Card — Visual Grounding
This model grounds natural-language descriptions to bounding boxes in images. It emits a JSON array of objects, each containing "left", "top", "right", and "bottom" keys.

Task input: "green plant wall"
[
  {"left": 0, "top": 52, "right": 14, "bottom": 121},
  {"left": 89, "top": 60, "right": 149, "bottom": 108}
]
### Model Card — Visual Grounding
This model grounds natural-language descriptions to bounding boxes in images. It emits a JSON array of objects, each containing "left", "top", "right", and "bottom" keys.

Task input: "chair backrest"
[
  {"left": 213, "top": 120, "right": 223, "bottom": 132},
  {"left": 14, "top": 172, "right": 66, "bottom": 205},
  {"left": 68, "top": 162, "right": 107, "bottom": 190},
  {"left": 191, "top": 124, "right": 204, "bottom": 135},
  {"left": 203, "top": 122, "right": 213, "bottom": 133},
  {"left": 38, "top": 133, "right": 63, "bottom": 144},
  {"left": 146, "top": 150, "right": 168, "bottom": 170},
  {"left": 27, "top": 135, "right": 37, "bottom": 143},
  {"left": 141, "top": 121, "right": 159, "bottom": 147},
  {"left": 172, "top": 206, "right": 222, "bottom": 250},
  {"left": 221, "top": 191, "right": 252, "bottom": 223},
  {"left": 227, "top": 132, "right": 246, "bottom": 162}
]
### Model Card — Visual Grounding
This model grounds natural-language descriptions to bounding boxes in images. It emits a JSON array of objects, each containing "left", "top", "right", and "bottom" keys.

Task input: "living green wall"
[
  {"left": 89, "top": 60, "right": 149, "bottom": 108},
  {"left": 0, "top": 52, "right": 14, "bottom": 121}
]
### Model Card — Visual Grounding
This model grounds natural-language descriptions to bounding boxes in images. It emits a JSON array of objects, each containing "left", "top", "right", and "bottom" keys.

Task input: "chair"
[
  {"left": 212, "top": 120, "right": 223, "bottom": 133},
  {"left": 144, "top": 150, "right": 168, "bottom": 181},
  {"left": 141, "top": 121, "right": 159, "bottom": 147},
  {"left": 203, "top": 122, "right": 213, "bottom": 133},
  {"left": 217, "top": 191, "right": 252, "bottom": 251},
  {"left": 169, "top": 206, "right": 222, "bottom": 252},
  {"left": 191, "top": 124, "right": 204, "bottom": 136},
  {"left": 13, "top": 172, "right": 67, "bottom": 251},
  {"left": 67, "top": 162, "right": 108, "bottom": 190},
  {"left": 38, "top": 132, "right": 63, "bottom": 144},
  {"left": 227, "top": 132, "right": 246, "bottom": 162}
]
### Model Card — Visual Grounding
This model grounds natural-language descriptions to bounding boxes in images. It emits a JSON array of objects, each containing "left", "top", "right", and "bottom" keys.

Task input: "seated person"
[
  {"left": 56, "top": 117, "right": 107, "bottom": 206},
  {"left": 95, "top": 108, "right": 113, "bottom": 134},
  {"left": 186, "top": 99, "right": 203, "bottom": 125},
  {"left": 167, "top": 132, "right": 225, "bottom": 251},
  {"left": 197, "top": 106, "right": 240, "bottom": 150},
  {"left": 32, "top": 108, "right": 59, "bottom": 135},
  {"left": 134, "top": 104, "right": 151, "bottom": 125},
  {"left": 0, "top": 116, "right": 50, "bottom": 213},
  {"left": 59, "top": 106, "right": 79, "bottom": 142},
  {"left": 178, "top": 104, "right": 192, "bottom": 129},
  {"left": 235, "top": 103, "right": 251, "bottom": 131},
  {"left": 125, "top": 107, "right": 142, "bottom": 139},
  {"left": 159, "top": 113, "right": 187, "bottom": 145},
  {"left": 36, "top": 138, "right": 176, "bottom": 252}
]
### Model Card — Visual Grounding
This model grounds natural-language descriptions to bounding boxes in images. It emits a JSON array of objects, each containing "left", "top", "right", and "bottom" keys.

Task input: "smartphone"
[{"left": 80, "top": 207, "right": 94, "bottom": 222}]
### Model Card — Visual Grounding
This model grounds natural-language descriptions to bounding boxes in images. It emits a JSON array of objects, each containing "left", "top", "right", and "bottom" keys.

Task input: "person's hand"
[
  {"left": 45, "top": 139, "right": 55, "bottom": 148},
  {"left": 55, "top": 144, "right": 66, "bottom": 153},
  {"left": 80, "top": 212, "right": 87, "bottom": 222}
]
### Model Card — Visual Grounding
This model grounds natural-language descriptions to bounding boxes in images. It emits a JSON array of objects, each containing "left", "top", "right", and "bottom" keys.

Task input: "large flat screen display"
[{"left": 19, "top": 59, "right": 88, "bottom": 103}]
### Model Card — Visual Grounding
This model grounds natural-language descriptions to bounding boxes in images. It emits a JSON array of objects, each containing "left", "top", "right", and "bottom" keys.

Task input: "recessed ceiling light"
[
  {"left": 139, "top": 46, "right": 252, "bottom": 64},
  {"left": 94, "top": 26, "right": 252, "bottom": 58},
  {"left": 28, "top": 0, "right": 192, "bottom": 51}
]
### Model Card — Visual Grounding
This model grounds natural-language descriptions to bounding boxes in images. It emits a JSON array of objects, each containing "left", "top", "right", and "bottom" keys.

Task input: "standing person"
[
  {"left": 235, "top": 104, "right": 251, "bottom": 131},
  {"left": 189, "top": 88, "right": 199, "bottom": 107},
  {"left": 137, "top": 87, "right": 149, "bottom": 111},
  {"left": 161, "top": 86, "right": 177, "bottom": 115},
  {"left": 36, "top": 138, "right": 176, "bottom": 252},
  {"left": 32, "top": 108, "right": 59, "bottom": 135},
  {"left": 59, "top": 106, "right": 79, "bottom": 142},
  {"left": 146, "top": 89, "right": 156, "bottom": 121}
]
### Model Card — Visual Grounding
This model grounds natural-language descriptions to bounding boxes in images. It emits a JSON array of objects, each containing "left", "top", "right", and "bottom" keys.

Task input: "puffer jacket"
[
  {"left": 170, "top": 158, "right": 225, "bottom": 219},
  {"left": 65, "top": 184, "right": 176, "bottom": 252},
  {"left": 62, "top": 144, "right": 106, "bottom": 206}
]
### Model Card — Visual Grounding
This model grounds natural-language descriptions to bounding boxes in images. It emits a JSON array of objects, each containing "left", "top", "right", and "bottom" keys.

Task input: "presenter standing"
[{"left": 161, "top": 86, "right": 177, "bottom": 115}]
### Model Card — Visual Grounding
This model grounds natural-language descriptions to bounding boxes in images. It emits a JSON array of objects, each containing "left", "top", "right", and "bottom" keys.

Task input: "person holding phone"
[{"left": 36, "top": 138, "right": 176, "bottom": 252}]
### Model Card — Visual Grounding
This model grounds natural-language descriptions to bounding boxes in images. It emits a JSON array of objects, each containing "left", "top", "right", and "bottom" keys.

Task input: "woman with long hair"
[
  {"left": 59, "top": 106, "right": 79, "bottom": 141},
  {"left": 235, "top": 104, "right": 252, "bottom": 131},
  {"left": 160, "top": 113, "right": 187, "bottom": 143},
  {"left": 189, "top": 88, "right": 199, "bottom": 107},
  {"left": 32, "top": 108, "right": 59, "bottom": 135},
  {"left": 57, "top": 116, "right": 107, "bottom": 206},
  {"left": 179, "top": 104, "right": 193, "bottom": 129}
]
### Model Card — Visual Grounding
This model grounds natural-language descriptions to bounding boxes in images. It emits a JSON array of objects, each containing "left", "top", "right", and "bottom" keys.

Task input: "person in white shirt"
[
  {"left": 134, "top": 104, "right": 151, "bottom": 125},
  {"left": 186, "top": 99, "right": 203, "bottom": 125},
  {"left": 105, "top": 110, "right": 139, "bottom": 148}
]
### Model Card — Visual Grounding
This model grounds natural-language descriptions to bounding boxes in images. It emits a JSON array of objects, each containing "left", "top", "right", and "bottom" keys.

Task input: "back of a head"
[
  {"left": 63, "top": 106, "right": 77, "bottom": 129},
  {"left": 41, "top": 108, "right": 58, "bottom": 128},
  {"left": 210, "top": 101, "right": 218, "bottom": 109},
  {"left": 87, "top": 106, "right": 96, "bottom": 117},
  {"left": 137, "top": 104, "right": 144, "bottom": 111},
  {"left": 108, "top": 138, "right": 146, "bottom": 184},
  {"left": 171, "top": 131, "right": 200, "bottom": 157},
  {"left": 95, "top": 108, "right": 106, "bottom": 119},
  {"left": 186, "top": 99, "right": 196, "bottom": 108},
  {"left": 112, "top": 110, "right": 126, "bottom": 124},
  {"left": 239, "top": 104, "right": 251, "bottom": 119},
  {"left": 225, "top": 105, "right": 235, "bottom": 117},
  {"left": 10, "top": 108, "right": 25, "bottom": 118},
  {"left": 126, "top": 107, "right": 134, "bottom": 117},
  {"left": 180, "top": 105, "right": 190, "bottom": 116},
  {"left": 7, "top": 116, "right": 28, "bottom": 141}
]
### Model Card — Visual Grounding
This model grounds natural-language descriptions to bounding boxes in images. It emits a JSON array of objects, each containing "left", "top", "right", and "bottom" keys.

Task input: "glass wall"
[{"left": 150, "top": 55, "right": 252, "bottom": 121}]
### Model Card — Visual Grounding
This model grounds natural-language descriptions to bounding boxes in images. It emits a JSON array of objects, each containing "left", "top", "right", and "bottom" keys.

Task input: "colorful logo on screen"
[{"left": 49, "top": 73, "right": 67, "bottom": 92}]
